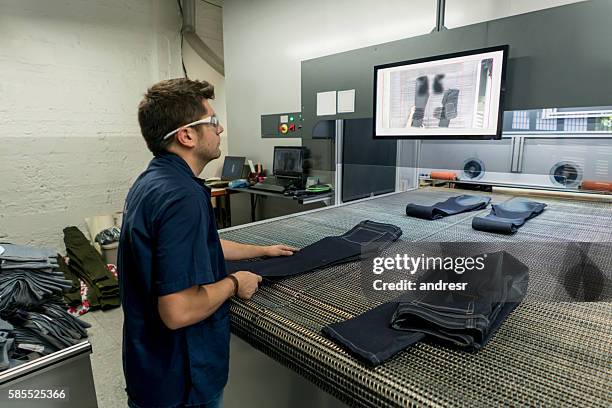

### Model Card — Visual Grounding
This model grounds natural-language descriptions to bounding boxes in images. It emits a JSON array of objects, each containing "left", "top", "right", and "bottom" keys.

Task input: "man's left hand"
[{"left": 263, "top": 245, "right": 298, "bottom": 257}]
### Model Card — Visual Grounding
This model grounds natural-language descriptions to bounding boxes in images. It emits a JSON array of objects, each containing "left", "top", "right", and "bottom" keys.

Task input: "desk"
[{"left": 227, "top": 187, "right": 333, "bottom": 222}]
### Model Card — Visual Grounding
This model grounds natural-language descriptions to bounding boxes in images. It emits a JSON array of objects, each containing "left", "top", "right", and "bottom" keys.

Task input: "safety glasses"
[{"left": 163, "top": 115, "right": 221, "bottom": 140}]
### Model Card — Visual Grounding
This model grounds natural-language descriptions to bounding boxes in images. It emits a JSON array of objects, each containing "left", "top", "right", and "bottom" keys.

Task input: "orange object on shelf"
[
  {"left": 581, "top": 180, "right": 612, "bottom": 192},
  {"left": 430, "top": 171, "right": 458, "bottom": 181}
]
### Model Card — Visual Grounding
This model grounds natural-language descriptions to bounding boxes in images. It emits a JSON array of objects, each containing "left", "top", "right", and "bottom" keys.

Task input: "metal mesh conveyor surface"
[{"left": 220, "top": 188, "right": 612, "bottom": 407}]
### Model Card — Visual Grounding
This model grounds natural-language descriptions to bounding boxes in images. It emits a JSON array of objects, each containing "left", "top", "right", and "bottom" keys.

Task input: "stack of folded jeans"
[
  {"left": 3, "top": 301, "right": 90, "bottom": 357},
  {"left": 226, "top": 220, "right": 403, "bottom": 278},
  {"left": 0, "top": 243, "right": 91, "bottom": 371},
  {"left": 0, "top": 244, "right": 74, "bottom": 310},
  {"left": 323, "top": 251, "right": 529, "bottom": 366},
  {"left": 63, "top": 227, "right": 120, "bottom": 310}
]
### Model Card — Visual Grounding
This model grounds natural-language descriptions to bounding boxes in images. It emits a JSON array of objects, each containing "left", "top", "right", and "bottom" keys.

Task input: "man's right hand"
[{"left": 232, "top": 271, "right": 262, "bottom": 299}]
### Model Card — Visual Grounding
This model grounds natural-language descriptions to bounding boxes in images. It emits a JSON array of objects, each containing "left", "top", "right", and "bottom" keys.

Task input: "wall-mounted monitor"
[{"left": 374, "top": 45, "right": 508, "bottom": 139}]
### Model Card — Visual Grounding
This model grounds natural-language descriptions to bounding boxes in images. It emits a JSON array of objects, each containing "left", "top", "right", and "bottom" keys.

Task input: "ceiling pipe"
[
  {"left": 180, "top": 0, "right": 225, "bottom": 76},
  {"left": 433, "top": 0, "right": 448, "bottom": 32}
]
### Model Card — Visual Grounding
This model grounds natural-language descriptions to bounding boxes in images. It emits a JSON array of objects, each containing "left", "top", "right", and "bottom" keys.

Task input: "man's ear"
[{"left": 175, "top": 128, "right": 196, "bottom": 148}]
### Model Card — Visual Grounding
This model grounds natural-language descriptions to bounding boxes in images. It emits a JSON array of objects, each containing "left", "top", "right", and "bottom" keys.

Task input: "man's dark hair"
[{"left": 138, "top": 78, "right": 215, "bottom": 155}]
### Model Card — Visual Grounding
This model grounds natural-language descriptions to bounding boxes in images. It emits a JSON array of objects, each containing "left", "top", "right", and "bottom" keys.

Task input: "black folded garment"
[
  {"left": 391, "top": 251, "right": 528, "bottom": 350},
  {"left": 405, "top": 195, "right": 491, "bottom": 220},
  {"left": 321, "top": 300, "right": 425, "bottom": 366},
  {"left": 472, "top": 200, "right": 546, "bottom": 234},
  {"left": 226, "top": 220, "right": 402, "bottom": 278}
]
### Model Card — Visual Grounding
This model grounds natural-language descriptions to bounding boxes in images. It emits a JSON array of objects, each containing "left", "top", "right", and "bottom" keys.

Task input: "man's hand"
[
  {"left": 233, "top": 271, "right": 262, "bottom": 299},
  {"left": 263, "top": 244, "right": 298, "bottom": 257}
]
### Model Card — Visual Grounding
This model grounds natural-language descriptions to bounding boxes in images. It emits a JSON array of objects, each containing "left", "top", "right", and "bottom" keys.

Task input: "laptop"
[{"left": 206, "top": 156, "right": 245, "bottom": 188}]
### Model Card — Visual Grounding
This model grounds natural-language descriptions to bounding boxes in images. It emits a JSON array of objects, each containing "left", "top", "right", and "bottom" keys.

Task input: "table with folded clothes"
[
  {"left": 220, "top": 188, "right": 612, "bottom": 408},
  {"left": 0, "top": 243, "right": 90, "bottom": 372}
]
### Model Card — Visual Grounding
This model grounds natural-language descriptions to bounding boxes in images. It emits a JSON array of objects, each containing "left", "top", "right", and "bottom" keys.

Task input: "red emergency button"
[{"left": 279, "top": 123, "right": 288, "bottom": 134}]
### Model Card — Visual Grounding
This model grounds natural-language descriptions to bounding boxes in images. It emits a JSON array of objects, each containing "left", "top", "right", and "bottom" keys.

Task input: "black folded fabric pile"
[
  {"left": 323, "top": 251, "right": 529, "bottom": 366},
  {"left": 405, "top": 195, "right": 491, "bottom": 220},
  {"left": 226, "top": 220, "right": 403, "bottom": 278},
  {"left": 4, "top": 301, "right": 90, "bottom": 356},
  {"left": 0, "top": 243, "right": 91, "bottom": 372},
  {"left": 63, "top": 227, "right": 120, "bottom": 310},
  {"left": 472, "top": 199, "right": 547, "bottom": 234}
]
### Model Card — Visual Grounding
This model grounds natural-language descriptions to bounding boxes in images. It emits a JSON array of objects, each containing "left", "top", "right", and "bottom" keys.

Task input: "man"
[{"left": 118, "top": 78, "right": 296, "bottom": 408}]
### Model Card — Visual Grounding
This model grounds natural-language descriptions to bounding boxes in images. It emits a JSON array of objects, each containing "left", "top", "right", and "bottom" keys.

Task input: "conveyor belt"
[{"left": 220, "top": 188, "right": 612, "bottom": 407}]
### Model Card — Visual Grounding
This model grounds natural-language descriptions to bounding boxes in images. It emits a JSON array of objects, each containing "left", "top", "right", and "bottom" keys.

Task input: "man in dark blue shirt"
[{"left": 118, "top": 78, "right": 296, "bottom": 408}]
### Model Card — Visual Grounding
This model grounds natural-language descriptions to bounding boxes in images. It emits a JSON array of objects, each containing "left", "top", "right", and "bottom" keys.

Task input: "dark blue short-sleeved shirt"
[{"left": 118, "top": 152, "right": 229, "bottom": 408}]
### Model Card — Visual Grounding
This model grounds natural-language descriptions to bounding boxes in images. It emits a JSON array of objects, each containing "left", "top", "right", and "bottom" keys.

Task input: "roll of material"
[
  {"left": 430, "top": 171, "right": 457, "bottom": 181},
  {"left": 581, "top": 180, "right": 612, "bottom": 192}
]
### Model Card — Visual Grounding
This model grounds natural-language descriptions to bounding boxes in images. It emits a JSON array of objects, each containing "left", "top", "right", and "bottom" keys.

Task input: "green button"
[{"left": 289, "top": 116, "right": 294, "bottom": 121}]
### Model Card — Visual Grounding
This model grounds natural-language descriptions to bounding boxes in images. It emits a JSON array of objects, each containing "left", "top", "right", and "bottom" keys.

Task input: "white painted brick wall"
[{"left": 0, "top": 0, "right": 183, "bottom": 251}]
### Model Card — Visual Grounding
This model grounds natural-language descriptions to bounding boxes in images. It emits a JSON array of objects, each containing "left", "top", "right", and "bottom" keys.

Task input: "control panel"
[{"left": 261, "top": 112, "right": 303, "bottom": 138}]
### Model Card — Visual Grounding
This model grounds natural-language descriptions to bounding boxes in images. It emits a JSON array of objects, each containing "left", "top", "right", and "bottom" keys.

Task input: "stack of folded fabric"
[
  {"left": 63, "top": 227, "right": 120, "bottom": 310},
  {"left": 323, "top": 251, "right": 529, "bottom": 366},
  {"left": 0, "top": 244, "right": 91, "bottom": 372},
  {"left": 0, "top": 244, "right": 74, "bottom": 310},
  {"left": 55, "top": 255, "right": 83, "bottom": 308},
  {"left": 5, "top": 300, "right": 90, "bottom": 357}
]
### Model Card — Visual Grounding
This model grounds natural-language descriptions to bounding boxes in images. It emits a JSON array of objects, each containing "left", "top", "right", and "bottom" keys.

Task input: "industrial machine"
[{"left": 233, "top": 2, "right": 611, "bottom": 407}]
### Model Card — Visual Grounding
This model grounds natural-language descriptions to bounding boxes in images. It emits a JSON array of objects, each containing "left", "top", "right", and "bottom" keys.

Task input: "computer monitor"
[
  {"left": 374, "top": 45, "right": 508, "bottom": 139},
  {"left": 273, "top": 146, "right": 304, "bottom": 178},
  {"left": 221, "top": 156, "right": 245, "bottom": 180}
]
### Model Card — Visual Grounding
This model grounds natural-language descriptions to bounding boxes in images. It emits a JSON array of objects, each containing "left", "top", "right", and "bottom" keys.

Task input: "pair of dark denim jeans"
[
  {"left": 322, "top": 251, "right": 529, "bottom": 366},
  {"left": 391, "top": 251, "right": 528, "bottom": 349},
  {"left": 405, "top": 195, "right": 491, "bottom": 220},
  {"left": 472, "top": 200, "right": 547, "bottom": 234},
  {"left": 226, "top": 220, "right": 403, "bottom": 278}
]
